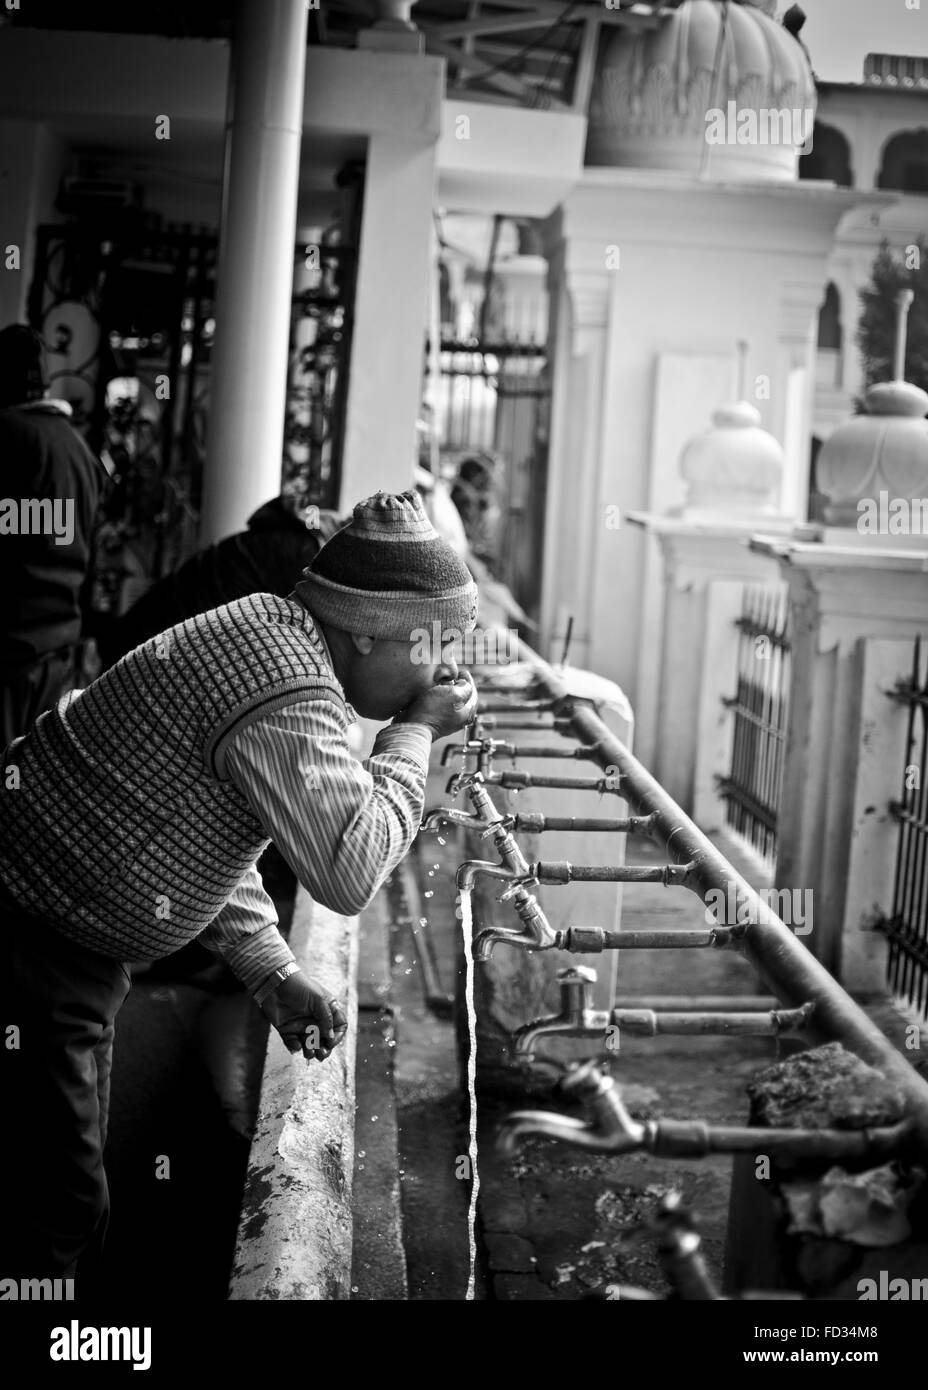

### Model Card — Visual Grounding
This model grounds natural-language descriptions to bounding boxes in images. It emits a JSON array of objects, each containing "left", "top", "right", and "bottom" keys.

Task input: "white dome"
[
  {"left": 679, "top": 400, "right": 784, "bottom": 515},
  {"left": 816, "top": 381, "right": 928, "bottom": 527},
  {"left": 586, "top": 0, "right": 817, "bottom": 181}
]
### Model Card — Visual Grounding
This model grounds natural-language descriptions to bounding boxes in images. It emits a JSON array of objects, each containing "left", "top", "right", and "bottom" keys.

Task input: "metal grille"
[
  {"left": 884, "top": 638, "right": 928, "bottom": 1020},
  {"left": 717, "top": 586, "right": 791, "bottom": 862},
  {"left": 28, "top": 222, "right": 217, "bottom": 615}
]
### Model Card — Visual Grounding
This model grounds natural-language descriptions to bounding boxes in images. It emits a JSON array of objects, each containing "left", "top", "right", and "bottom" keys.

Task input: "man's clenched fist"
[{"left": 258, "top": 970, "right": 348, "bottom": 1062}]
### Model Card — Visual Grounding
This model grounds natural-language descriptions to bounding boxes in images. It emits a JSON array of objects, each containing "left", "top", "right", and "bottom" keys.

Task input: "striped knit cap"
[{"left": 295, "top": 490, "right": 479, "bottom": 640}]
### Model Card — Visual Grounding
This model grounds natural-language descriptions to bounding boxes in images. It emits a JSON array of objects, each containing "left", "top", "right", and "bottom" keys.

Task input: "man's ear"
[{"left": 350, "top": 634, "right": 376, "bottom": 655}]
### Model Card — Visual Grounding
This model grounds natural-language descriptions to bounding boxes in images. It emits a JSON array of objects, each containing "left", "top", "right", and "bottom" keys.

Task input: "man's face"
[{"left": 342, "top": 635, "right": 460, "bottom": 721}]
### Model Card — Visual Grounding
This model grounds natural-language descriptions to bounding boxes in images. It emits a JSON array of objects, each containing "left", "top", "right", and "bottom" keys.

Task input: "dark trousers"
[
  {"left": 0, "top": 883, "right": 131, "bottom": 1284},
  {"left": 0, "top": 646, "right": 74, "bottom": 746}
]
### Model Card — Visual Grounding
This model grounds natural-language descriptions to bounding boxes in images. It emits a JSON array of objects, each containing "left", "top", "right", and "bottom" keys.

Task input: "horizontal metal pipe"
[
  {"left": 534, "top": 860, "right": 689, "bottom": 885},
  {"left": 650, "top": 1119, "right": 913, "bottom": 1162},
  {"left": 570, "top": 929, "right": 728, "bottom": 950},
  {"left": 504, "top": 743, "right": 601, "bottom": 761},
  {"left": 504, "top": 640, "right": 928, "bottom": 1152},
  {"left": 513, "top": 814, "right": 650, "bottom": 834},
  {"left": 485, "top": 770, "right": 615, "bottom": 791},
  {"left": 611, "top": 1007, "right": 810, "bottom": 1037},
  {"left": 613, "top": 994, "right": 779, "bottom": 1011}
]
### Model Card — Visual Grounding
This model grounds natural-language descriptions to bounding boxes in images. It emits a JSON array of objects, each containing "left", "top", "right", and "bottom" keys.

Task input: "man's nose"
[{"left": 435, "top": 653, "right": 460, "bottom": 683}]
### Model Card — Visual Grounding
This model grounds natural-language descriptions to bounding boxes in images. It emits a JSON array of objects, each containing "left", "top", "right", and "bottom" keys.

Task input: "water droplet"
[
  {"left": 393, "top": 954, "right": 405, "bottom": 964},
  {"left": 418, "top": 917, "right": 428, "bottom": 928},
  {"left": 424, "top": 890, "right": 434, "bottom": 898},
  {"left": 432, "top": 864, "right": 440, "bottom": 870},
  {"left": 351, "top": 1286, "right": 359, "bottom": 1293},
  {"left": 358, "top": 1150, "right": 366, "bottom": 1158},
  {"left": 371, "top": 1115, "right": 379, "bottom": 1122},
  {"left": 404, "top": 968, "right": 412, "bottom": 975}
]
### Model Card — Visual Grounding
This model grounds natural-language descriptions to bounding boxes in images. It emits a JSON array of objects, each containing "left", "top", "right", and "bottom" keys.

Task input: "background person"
[{"left": 0, "top": 324, "right": 106, "bottom": 744}]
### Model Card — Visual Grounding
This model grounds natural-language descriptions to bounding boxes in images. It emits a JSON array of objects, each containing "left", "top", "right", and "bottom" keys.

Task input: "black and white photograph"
[{"left": 0, "top": 0, "right": 926, "bottom": 1366}]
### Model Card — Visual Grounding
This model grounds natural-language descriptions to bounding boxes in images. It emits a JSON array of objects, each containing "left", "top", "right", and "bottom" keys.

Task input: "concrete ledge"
[{"left": 229, "top": 892, "right": 359, "bottom": 1301}]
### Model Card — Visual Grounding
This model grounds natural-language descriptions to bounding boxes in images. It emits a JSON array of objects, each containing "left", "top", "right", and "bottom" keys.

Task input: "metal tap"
[
  {"left": 456, "top": 865, "right": 561, "bottom": 960},
  {"left": 513, "top": 969, "right": 814, "bottom": 1059},
  {"left": 513, "top": 967, "right": 603, "bottom": 1058},
  {"left": 497, "top": 1061, "right": 914, "bottom": 1163},
  {"left": 496, "top": 1061, "right": 645, "bottom": 1156}
]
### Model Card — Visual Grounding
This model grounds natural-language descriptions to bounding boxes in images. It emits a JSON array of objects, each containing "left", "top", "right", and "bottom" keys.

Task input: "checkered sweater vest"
[{"left": 0, "top": 593, "right": 344, "bottom": 960}]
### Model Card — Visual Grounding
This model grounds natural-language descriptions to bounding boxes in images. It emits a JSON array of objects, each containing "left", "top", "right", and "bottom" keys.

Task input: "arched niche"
[
  {"left": 817, "top": 282, "right": 842, "bottom": 350},
  {"left": 877, "top": 128, "right": 928, "bottom": 193},
  {"left": 799, "top": 122, "right": 853, "bottom": 187}
]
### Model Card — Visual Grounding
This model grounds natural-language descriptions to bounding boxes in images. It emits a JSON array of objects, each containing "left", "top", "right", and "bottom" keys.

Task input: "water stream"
[{"left": 458, "top": 887, "right": 480, "bottom": 1301}]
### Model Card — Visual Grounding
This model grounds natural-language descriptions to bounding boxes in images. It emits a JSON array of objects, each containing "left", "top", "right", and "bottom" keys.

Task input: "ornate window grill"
[
  {"left": 716, "top": 585, "right": 792, "bottom": 862},
  {"left": 882, "top": 638, "right": 928, "bottom": 1020}
]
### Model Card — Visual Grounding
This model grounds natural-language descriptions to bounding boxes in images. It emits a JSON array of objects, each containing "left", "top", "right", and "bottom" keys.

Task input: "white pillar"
[
  {"left": 538, "top": 217, "right": 610, "bottom": 669},
  {"left": 0, "top": 121, "right": 66, "bottom": 329},
  {"left": 626, "top": 519, "right": 791, "bottom": 816},
  {"left": 755, "top": 538, "right": 928, "bottom": 980},
  {"left": 199, "top": 0, "right": 308, "bottom": 544},
  {"left": 338, "top": 133, "right": 437, "bottom": 506}
]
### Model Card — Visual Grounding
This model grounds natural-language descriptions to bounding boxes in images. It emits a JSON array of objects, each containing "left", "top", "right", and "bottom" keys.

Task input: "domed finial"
[
  {"left": 783, "top": 5, "right": 807, "bottom": 38},
  {"left": 736, "top": 339, "right": 749, "bottom": 400},
  {"left": 677, "top": 344, "right": 784, "bottom": 517}
]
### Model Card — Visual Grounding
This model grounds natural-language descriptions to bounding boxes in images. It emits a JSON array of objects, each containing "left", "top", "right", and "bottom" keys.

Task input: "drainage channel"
[{"left": 415, "top": 648, "right": 928, "bottom": 1301}]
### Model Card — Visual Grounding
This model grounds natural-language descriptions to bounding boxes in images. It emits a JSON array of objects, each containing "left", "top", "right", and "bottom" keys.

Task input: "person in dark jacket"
[
  {"left": 95, "top": 496, "right": 344, "bottom": 670},
  {"left": 0, "top": 324, "right": 106, "bottom": 745}
]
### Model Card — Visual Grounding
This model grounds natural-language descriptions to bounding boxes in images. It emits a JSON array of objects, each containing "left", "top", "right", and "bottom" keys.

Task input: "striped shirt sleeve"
[
  {"left": 223, "top": 698, "right": 433, "bottom": 918},
  {"left": 198, "top": 861, "right": 296, "bottom": 993}
]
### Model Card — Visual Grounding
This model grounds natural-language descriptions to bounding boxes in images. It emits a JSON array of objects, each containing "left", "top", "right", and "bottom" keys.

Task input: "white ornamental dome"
[
  {"left": 586, "top": 0, "right": 817, "bottom": 181},
  {"left": 815, "top": 381, "right": 928, "bottom": 528},
  {"left": 679, "top": 400, "right": 784, "bottom": 515}
]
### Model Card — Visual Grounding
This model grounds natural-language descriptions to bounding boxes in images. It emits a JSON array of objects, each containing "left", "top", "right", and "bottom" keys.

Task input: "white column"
[
  {"left": 629, "top": 519, "right": 791, "bottom": 816},
  {"left": 757, "top": 539, "right": 928, "bottom": 980},
  {"left": 840, "top": 638, "right": 912, "bottom": 995},
  {"left": 199, "top": 0, "right": 308, "bottom": 544},
  {"left": 338, "top": 133, "right": 437, "bottom": 505},
  {"left": 776, "top": 281, "right": 821, "bottom": 520},
  {"left": 0, "top": 121, "right": 66, "bottom": 328},
  {"left": 538, "top": 220, "right": 610, "bottom": 668}
]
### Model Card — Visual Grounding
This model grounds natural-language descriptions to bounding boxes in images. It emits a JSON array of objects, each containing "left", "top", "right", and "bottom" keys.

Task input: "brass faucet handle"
[
  {"left": 480, "top": 813, "right": 515, "bottom": 839},
  {"left": 497, "top": 873, "right": 538, "bottom": 903},
  {"left": 446, "top": 770, "right": 484, "bottom": 796},
  {"left": 559, "top": 1059, "right": 610, "bottom": 1101}
]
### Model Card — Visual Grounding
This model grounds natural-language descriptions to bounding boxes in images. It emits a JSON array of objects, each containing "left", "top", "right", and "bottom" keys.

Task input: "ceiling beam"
[
  {"left": 415, "top": 0, "right": 662, "bottom": 26},
  {"left": 570, "top": 12, "right": 600, "bottom": 113},
  {"left": 427, "top": 31, "right": 541, "bottom": 101},
  {"left": 422, "top": 12, "right": 566, "bottom": 41}
]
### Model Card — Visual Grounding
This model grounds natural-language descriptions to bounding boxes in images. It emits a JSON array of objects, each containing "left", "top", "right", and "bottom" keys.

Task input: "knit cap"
[{"left": 295, "top": 490, "right": 479, "bottom": 640}]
